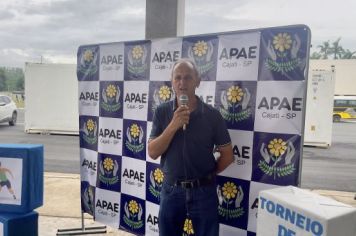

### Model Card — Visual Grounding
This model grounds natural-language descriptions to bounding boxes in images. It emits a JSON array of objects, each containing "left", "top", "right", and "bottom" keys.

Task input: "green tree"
[
  {"left": 310, "top": 52, "right": 322, "bottom": 59},
  {"left": 0, "top": 68, "right": 6, "bottom": 91},
  {"left": 16, "top": 74, "right": 24, "bottom": 90},
  {"left": 329, "top": 38, "right": 344, "bottom": 59},
  {"left": 1, "top": 67, "right": 24, "bottom": 91},
  {"left": 341, "top": 49, "right": 356, "bottom": 59},
  {"left": 317, "top": 41, "right": 331, "bottom": 59}
]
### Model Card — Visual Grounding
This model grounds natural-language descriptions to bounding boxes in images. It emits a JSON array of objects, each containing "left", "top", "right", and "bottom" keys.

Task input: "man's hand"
[
  {"left": 170, "top": 105, "right": 190, "bottom": 131},
  {"left": 148, "top": 105, "right": 190, "bottom": 160},
  {"left": 215, "top": 143, "right": 234, "bottom": 173}
]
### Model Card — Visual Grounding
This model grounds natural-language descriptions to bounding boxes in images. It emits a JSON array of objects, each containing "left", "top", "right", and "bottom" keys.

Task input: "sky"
[{"left": 0, "top": 0, "right": 355, "bottom": 68}]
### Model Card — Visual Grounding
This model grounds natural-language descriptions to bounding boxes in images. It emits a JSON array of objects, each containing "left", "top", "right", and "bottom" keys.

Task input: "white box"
[
  {"left": 304, "top": 69, "right": 335, "bottom": 147},
  {"left": 25, "top": 63, "right": 79, "bottom": 135},
  {"left": 257, "top": 186, "right": 356, "bottom": 236}
]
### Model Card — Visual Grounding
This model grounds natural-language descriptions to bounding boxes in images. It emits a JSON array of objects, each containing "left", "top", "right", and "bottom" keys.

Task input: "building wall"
[{"left": 309, "top": 59, "right": 356, "bottom": 96}]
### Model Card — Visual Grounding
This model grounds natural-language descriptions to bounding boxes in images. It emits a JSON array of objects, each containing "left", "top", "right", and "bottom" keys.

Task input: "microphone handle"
[{"left": 181, "top": 103, "right": 188, "bottom": 131}]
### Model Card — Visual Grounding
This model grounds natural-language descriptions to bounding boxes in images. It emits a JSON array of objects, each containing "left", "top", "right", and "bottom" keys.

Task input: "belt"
[{"left": 167, "top": 174, "right": 215, "bottom": 189}]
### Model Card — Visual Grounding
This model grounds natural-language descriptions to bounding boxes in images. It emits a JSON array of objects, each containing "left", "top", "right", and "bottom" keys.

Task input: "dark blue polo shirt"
[{"left": 150, "top": 96, "right": 231, "bottom": 182}]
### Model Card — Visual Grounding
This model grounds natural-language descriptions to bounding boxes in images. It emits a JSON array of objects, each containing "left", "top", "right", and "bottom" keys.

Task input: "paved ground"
[
  {"left": 0, "top": 109, "right": 79, "bottom": 173},
  {"left": 301, "top": 121, "right": 356, "bottom": 191},
  {"left": 39, "top": 173, "right": 134, "bottom": 236}
]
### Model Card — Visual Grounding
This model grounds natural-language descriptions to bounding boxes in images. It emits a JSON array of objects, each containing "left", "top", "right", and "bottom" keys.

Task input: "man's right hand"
[
  {"left": 148, "top": 105, "right": 190, "bottom": 159},
  {"left": 170, "top": 105, "right": 190, "bottom": 131}
]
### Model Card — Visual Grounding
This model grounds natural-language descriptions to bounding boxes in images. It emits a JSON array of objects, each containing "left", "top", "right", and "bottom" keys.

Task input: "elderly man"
[{"left": 148, "top": 58, "right": 233, "bottom": 236}]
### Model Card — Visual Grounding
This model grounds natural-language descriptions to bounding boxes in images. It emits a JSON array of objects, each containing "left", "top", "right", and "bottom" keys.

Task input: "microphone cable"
[{"left": 182, "top": 127, "right": 191, "bottom": 220}]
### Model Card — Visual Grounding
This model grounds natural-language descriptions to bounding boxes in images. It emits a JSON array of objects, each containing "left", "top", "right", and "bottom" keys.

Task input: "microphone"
[{"left": 179, "top": 94, "right": 189, "bottom": 130}]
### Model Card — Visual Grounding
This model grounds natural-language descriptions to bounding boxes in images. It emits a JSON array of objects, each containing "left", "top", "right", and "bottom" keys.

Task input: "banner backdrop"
[{"left": 77, "top": 25, "right": 311, "bottom": 236}]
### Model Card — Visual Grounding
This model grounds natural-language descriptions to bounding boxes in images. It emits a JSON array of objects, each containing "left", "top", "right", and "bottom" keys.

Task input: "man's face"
[{"left": 171, "top": 62, "right": 200, "bottom": 99}]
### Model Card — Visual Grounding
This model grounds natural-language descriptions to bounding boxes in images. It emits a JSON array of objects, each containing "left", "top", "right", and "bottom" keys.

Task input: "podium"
[
  {"left": 0, "top": 211, "right": 38, "bottom": 236},
  {"left": 257, "top": 186, "right": 356, "bottom": 236},
  {"left": 0, "top": 144, "right": 44, "bottom": 236}
]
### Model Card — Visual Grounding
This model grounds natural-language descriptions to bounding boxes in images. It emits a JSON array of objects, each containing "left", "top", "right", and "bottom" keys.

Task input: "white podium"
[{"left": 257, "top": 186, "right": 356, "bottom": 236}]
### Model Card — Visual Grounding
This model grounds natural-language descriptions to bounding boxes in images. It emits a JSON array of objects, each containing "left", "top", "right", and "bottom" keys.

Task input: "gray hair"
[{"left": 171, "top": 58, "right": 200, "bottom": 80}]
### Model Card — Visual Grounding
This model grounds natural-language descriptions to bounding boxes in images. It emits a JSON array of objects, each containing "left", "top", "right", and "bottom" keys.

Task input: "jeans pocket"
[{"left": 162, "top": 182, "right": 175, "bottom": 196}]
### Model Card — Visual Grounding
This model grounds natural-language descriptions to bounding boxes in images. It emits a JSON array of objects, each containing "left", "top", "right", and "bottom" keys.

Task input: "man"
[
  {"left": 148, "top": 58, "right": 234, "bottom": 236},
  {"left": 0, "top": 161, "right": 17, "bottom": 200}
]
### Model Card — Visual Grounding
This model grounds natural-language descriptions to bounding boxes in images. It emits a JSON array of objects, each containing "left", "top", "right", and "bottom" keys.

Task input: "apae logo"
[
  {"left": 124, "top": 92, "right": 147, "bottom": 110},
  {"left": 258, "top": 96, "right": 302, "bottom": 120},
  {"left": 147, "top": 213, "right": 159, "bottom": 233},
  {"left": 258, "top": 138, "right": 296, "bottom": 179},
  {"left": 128, "top": 45, "right": 148, "bottom": 74},
  {"left": 123, "top": 168, "right": 144, "bottom": 188},
  {"left": 98, "top": 157, "right": 119, "bottom": 185},
  {"left": 125, "top": 124, "right": 145, "bottom": 153},
  {"left": 152, "top": 85, "right": 174, "bottom": 111},
  {"left": 101, "top": 84, "right": 121, "bottom": 112},
  {"left": 99, "top": 127, "right": 121, "bottom": 145},
  {"left": 79, "top": 90, "right": 98, "bottom": 106},
  {"left": 220, "top": 85, "right": 252, "bottom": 123},
  {"left": 232, "top": 144, "right": 250, "bottom": 165},
  {"left": 152, "top": 50, "right": 180, "bottom": 70},
  {"left": 96, "top": 198, "right": 119, "bottom": 217},
  {"left": 82, "top": 158, "right": 97, "bottom": 174},
  {"left": 82, "top": 119, "right": 98, "bottom": 145},
  {"left": 217, "top": 182, "right": 245, "bottom": 219},
  {"left": 123, "top": 200, "right": 144, "bottom": 229},
  {"left": 219, "top": 46, "right": 257, "bottom": 68},
  {"left": 78, "top": 48, "right": 98, "bottom": 76},
  {"left": 188, "top": 40, "right": 214, "bottom": 75},
  {"left": 101, "top": 53, "right": 123, "bottom": 71},
  {"left": 82, "top": 186, "right": 95, "bottom": 215},
  {"left": 148, "top": 168, "right": 164, "bottom": 199},
  {"left": 265, "top": 32, "right": 302, "bottom": 73}
]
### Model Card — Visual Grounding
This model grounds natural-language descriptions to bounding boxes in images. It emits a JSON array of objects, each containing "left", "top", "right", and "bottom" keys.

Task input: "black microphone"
[{"left": 179, "top": 94, "right": 188, "bottom": 130}]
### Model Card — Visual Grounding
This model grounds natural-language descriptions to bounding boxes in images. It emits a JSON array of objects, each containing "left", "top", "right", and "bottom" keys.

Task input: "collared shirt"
[{"left": 149, "top": 96, "right": 231, "bottom": 182}]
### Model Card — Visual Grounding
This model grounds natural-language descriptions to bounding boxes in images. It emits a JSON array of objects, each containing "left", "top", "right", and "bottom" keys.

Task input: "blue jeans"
[{"left": 159, "top": 182, "right": 219, "bottom": 236}]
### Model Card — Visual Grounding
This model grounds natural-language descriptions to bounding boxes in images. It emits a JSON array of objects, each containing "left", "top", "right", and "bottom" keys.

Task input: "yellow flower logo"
[
  {"left": 83, "top": 50, "right": 94, "bottom": 63},
  {"left": 153, "top": 168, "right": 164, "bottom": 184},
  {"left": 193, "top": 40, "right": 208, "bottom": 57},
  {"left": 128, "top": 200, "right": 139, "bottom": 214},
  {"left": 273, "top": 33, "right": 292, "bottom": 52},
  {"left": 103, "top": 158, "right": 114, "bottom": 172},
  {"left": 106, "top": 84, "right": 117, "bottom": 98},
  {"left": 222, "top": 182, "right": 238, "bottom": 200},
  {"left": 86, "top": 119, "right": 95, "bottom": 132},
  {"left": 159, "top": 85, "right": 171, "bottom": 101},
  {"left": 183, "top": 218, "right": 194, "bottom": 235},
  {"left": 132, "top": 46, "right": 143, "bottom": 59},
  {"left": 227, "top": 86, "right": 244, "bottom": 103},
  {"left": 130, "top": 124, "right": 140, "bottom": 138},
  {"left": 268, "top": 138, "right": 287, "bottom": 157}
]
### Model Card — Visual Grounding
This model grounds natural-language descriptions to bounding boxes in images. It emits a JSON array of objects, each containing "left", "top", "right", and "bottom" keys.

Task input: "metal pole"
[
  {"left": 81, "top": 212, "right": 85, "bottom": 231},
  {"left": 56, "top": 212, "right": 106, "bottom": 235}
]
